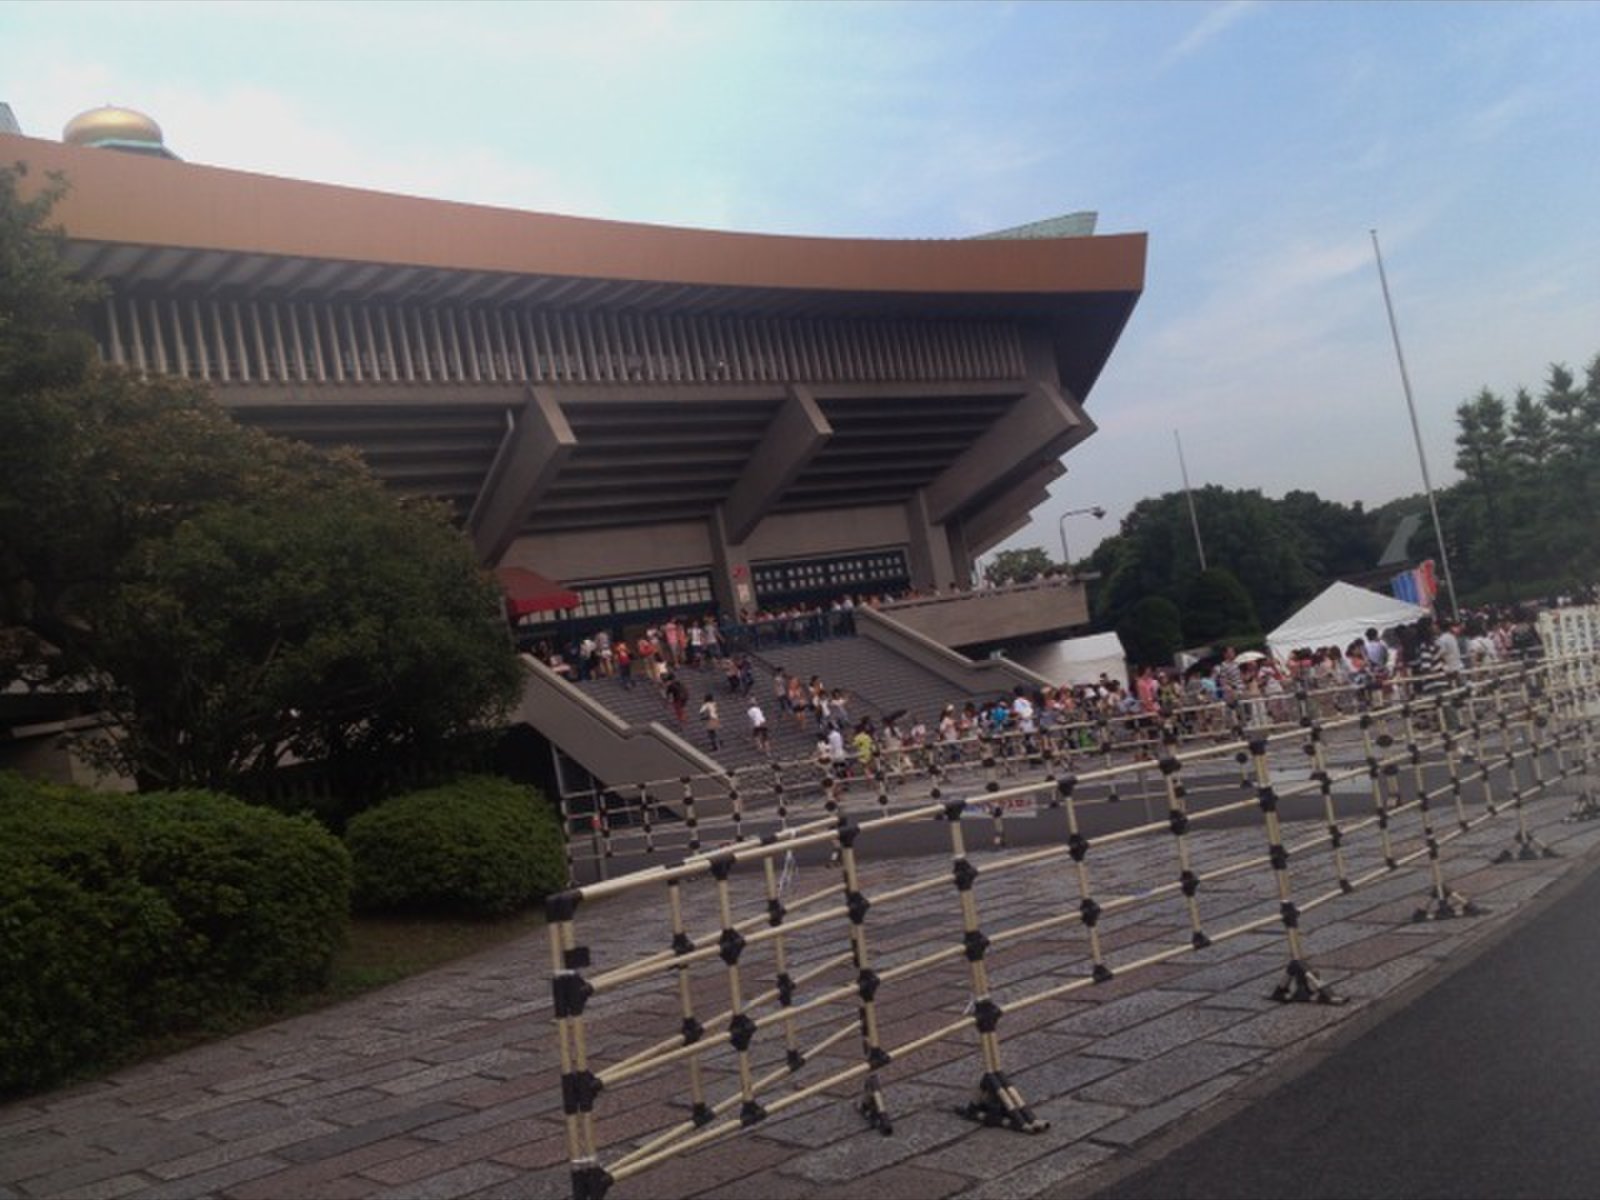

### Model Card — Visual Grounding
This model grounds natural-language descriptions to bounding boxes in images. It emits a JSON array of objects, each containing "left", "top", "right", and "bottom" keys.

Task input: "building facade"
[{"left": 6, "top": 112, "right": 1145, "bottom": 630}]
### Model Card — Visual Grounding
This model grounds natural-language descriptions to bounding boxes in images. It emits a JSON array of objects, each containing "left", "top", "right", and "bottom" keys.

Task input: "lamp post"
[{"left": 1058, "top": 506, "right": 1107, "bottom": 575}]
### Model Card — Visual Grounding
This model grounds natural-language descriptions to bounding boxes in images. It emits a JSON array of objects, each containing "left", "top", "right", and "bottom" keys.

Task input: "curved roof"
[
  {"left": 7, "top": 134, "right": 1144, "bottom": 304},
  {"left": 2, "top": 131, "right": 1146, "bottom": 563}
]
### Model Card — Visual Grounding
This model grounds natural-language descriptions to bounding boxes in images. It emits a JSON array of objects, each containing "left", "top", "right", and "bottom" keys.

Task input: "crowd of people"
[{"left": 522, "top": 595, "right": 1560, "bottom": 774}]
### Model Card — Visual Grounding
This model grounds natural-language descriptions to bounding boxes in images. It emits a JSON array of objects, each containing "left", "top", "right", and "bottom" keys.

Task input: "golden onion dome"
[{"left": 63, "top": 105, "right": 165, "bottom": 148}]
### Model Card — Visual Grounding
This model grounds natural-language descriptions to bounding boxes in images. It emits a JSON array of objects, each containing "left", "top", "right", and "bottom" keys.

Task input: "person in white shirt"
[
  {"left": 826, "top": 725, "right": 848, "bottom": 778},
  {"left": 747, "top": 701, "right": 770, "bottom": 753},
  {"left": 1436, "top": 620, "right": 1465, "bottom": 678}
]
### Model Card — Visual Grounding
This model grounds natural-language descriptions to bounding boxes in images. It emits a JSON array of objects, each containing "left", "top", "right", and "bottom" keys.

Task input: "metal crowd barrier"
[{"left": 545, "top": 653, "right": 1598, "bottom": 1200}]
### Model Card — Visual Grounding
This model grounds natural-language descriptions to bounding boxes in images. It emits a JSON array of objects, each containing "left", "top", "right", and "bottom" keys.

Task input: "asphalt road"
[{"left": 1077, "top": 841, "right": 1600, "bottom": 1200}]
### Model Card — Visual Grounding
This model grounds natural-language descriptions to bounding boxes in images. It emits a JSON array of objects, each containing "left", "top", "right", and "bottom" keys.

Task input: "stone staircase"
[{"left": 571, "top": 635, "right": 1010, "bottom": 780}]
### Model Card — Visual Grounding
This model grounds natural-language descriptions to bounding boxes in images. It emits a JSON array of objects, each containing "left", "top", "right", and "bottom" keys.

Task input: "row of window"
[
  {"left": 752, "top": 550, "right": 910, "bottom": 599},
  {"left": 569, "top": 573, "right": 716, "bottom": 620}
]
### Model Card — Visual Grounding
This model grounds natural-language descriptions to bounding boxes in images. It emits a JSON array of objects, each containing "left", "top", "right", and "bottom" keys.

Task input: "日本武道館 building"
[{"left": 2, "top": 103, "right": 1145, "bottom": 803}]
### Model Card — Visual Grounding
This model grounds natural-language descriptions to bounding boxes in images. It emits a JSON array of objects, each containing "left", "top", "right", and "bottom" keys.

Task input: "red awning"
[{"left": 496, "top": 567, "right": 581, "bottom": 619}]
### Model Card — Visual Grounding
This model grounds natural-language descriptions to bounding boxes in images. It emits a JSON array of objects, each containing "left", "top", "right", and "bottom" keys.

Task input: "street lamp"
[{"left": 1058, "top": 506, "right": 1106, "bottom": 575}]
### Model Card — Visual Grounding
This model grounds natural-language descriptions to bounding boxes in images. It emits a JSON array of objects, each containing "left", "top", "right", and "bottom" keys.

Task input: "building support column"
[
  {"left": 708, "top": 506, "right": 757, "bottom": 618},
  {"left": 905, "top": 489, "right": 958, "bottom": 593},
  {"left": 923, "top": 380, "right": 1092, "bottom": 528},
  {"left": 469, "top": 385, "right": 577, "bottom": 564},
  {"left": 724, "top": 385, "right": 831, "bottom": 544}
]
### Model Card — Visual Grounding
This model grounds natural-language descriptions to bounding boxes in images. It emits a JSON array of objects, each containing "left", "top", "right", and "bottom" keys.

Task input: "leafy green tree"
[
  {"left": 0, "top": 162, "right": 523, "bottom": 795},
  {"left": 0, "top": 164, "right": 101, "bottom": 396},
  {"left": 1094, "top": 486, "right": 1320, "bottom": 635},
  {"left": 1454, "top": 388, "right": 1512, "bottom": 600},
  {"left": 984, "top": 547, "right": 1054, "bottom": 586},
  {"left": 84, "top": 466, "right": 523, "bottom": 793},
  {"left": 1182, "top": 567, "right": 1259, "bottom": 643},
  {"left": 1115, "top": 595, "right": 1184, "bottom": 669}
]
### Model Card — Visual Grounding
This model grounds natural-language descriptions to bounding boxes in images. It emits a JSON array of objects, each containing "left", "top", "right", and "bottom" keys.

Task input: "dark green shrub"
[
  {"left": 0, "top": 773, "right": 350, "bottom": 1096},
  {"left": 345, "top": 776, "right": 566, "bottom": 917}
]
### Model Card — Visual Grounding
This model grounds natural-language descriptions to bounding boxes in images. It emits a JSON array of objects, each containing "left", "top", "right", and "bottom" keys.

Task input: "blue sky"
[{"left": 4, "top": 0, "right": 1597, "bottom": 562}]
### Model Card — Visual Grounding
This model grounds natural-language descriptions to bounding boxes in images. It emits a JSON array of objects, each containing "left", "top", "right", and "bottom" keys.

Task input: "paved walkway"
[{"left": 3, "top": 788, "right": 1598, "bottom": 1200}]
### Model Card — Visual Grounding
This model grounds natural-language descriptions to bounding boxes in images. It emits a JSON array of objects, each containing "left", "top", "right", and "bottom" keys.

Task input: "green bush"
[
  {"left": 345, "top": 776, "right": 566, "bottom": 917},
  {"left": 0, "top": 774, "right": 351, "bottom": 1096}
]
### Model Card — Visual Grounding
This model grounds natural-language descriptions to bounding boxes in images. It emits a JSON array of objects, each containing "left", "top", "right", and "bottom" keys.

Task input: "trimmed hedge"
[
  {"left": 345, "top": 776, "right": 566, "bottom": 917},
  {"left": 0, "top": 774, "right": 351, "bottom": 1097}
]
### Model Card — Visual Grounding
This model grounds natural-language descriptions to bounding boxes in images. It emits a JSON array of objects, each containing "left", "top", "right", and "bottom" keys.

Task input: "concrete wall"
[
  {"left": 878, "top": 579, "right": 1089, "bottom": 649},
  {"left": 513, "top": 655, "right": 731, "bottom": 803},
  {"left": 855, "top": 608, "right": 1048, "bottom": 695},
  {"left": 504, "top": 502, "right": 912, "bottom": 592}
]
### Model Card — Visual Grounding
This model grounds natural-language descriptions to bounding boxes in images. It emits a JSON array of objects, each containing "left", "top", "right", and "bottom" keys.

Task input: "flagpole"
[
  {"left": 1174, "top": 429, "right": 1207, "bottom": 571},
  {"left": 1370, "top": 230, "right": 1459, "bottom": 618}
]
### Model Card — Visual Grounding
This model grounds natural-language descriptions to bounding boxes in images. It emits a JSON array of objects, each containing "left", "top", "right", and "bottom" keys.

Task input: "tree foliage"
[
  {"left": 1091, "top": 485, "right": 1342, "bottom": 637},
  {"left": 1115, "top": 595, "right": 1184, "bottom": 669},
  {"left": 1450, "top": 357, "right": 1600, "bottom": 596},
  {"left": 1182, "top": 567, "right": 1259, "bottom": 643},
  {"left": 0, "top": 163, "right": 522, "bottom": 795},
  {"left": 984, "top": 547, "right": 1054, "bottom": 586}
]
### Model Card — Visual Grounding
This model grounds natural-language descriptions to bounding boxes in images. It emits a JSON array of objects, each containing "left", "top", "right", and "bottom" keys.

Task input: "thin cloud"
[{"left": 1161, "top": 0, "right": 1260, "bottom": 69}]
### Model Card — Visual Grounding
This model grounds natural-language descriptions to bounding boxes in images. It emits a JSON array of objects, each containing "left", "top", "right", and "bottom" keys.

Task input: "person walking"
[
  {"left": 699, "top": 694, "right": 721, "bottom": 752},
  {"left": 747, "top": 699, "right": 770, "bottom": 754}
]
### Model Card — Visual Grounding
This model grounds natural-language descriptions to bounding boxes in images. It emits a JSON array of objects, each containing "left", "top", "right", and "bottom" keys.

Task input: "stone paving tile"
[
  {"left": 1089, "top": 1072, "right": 1249, "bottom": 1148},
  {"left": 951, "top": 1141, "right": 1119, "bottom": 1200},
  {"left": 12, "top": 1131, "right": 216, "bottom": 1197},
  {"left": 915, "top": 1097, "right": 1127, "bottom": 1176},
  {"left": 605, "top": 1131, "right": 797, "bottom": 1199},
  {"left": 123, "top": 1153, "right": 288, "bottom": 1199},
  {"left": 1084, "top": 1003, "right": 1253, "bottom": 1061},
  {"left": 1076, "top": 1042, "right": 1265, "bottom": 1108},
  {"left": 460, "top": 1167, "right": 569, "bottom": 1200},
  {"left": 1203, "top": 1000, "right": 1346, "bottom": 1049},
  {"left": 754, "top": 1082, "right": 963, "bottom": 1150},
  {"left": 143, "top": 1117, "right": 339, "bottom": 1180},
  {"left": 1004, "top": 1052, "right": 1128, "bottom": 1099},
  {"left": 29, "top": 1173, "right": 149, "bottom": 1200},
  {"left": 225, "top": 1138, "right": 437, "bottom": 1200},
  {"left": 1048, "top": 988, "right": 1198, "bottom": 1039},
  {"left": 275, "top": 1102, "right": 473, "bottom": 1165},
  {"left": 481, "top": 1124, "right": 570, "bottom": 1172},
  {"left": 362, "top": 1117, "right": 547, "bottom": 1185},
  {"left": 0, "top": 797, "right": 1592, "bottom": 1200},
  {"left": 370, "top": 1160, "right": 522, "bottom": 1200},
  {"left": 786, "top": 1163, "right": 977, "bottom": 1200},
  {"left": 781, "top": 1104, "right": 976, "bottom": 1184},
  {"left": 1331, "top": 953, "right": 1438, "bottom": 1001}
]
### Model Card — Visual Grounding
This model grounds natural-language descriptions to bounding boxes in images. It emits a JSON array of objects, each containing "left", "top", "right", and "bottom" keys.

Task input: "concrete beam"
[
  {"left": 904, "top": 489, "right": 958, "bottom": 593},
  {"left": 923, "top": 381, "right": 1093, "bottom": 526},
  {"left": 723, "top": 384, "right": 832, "bottom": 544},
  {"left": 469, "top": 386, "right": 577, "bottom": 564},
  {"left": 964, "top": 460, "right": 1066, "bottom": 555}
]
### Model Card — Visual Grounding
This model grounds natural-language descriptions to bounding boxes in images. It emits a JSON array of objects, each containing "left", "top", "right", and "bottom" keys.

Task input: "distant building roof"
[{"left": 969, "top": 212, "right": 1099, "bottom": 240}]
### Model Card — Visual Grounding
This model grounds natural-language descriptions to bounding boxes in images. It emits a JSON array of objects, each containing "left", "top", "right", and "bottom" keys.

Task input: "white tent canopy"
[
  {"left": 1011, "top": 631, "right": 1129, "bottom": 687},
  {"left": 1267, "top": 581, "right": 1429, "bottom": 660}
]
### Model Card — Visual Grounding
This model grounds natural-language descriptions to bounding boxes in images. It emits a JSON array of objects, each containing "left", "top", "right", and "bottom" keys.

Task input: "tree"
[
  {"left": 1454, "top": 388, "right": 1512, "bottom": 601},
  {"left": 0, "top": 164, "right": 101, "bottom": 397},
  {"left": 1116, "top": 596, "right": 1184, "bottom": 669},
  {"left": 984, "top": 547, "right": 1053, "bottom": 586},
  {"left": 1, "top": 163, "right": 523, "bottom": 794},
  {"left": 1094, "top": 486, "right": 1322, "bottom": 635},
  {"left": 83, "top": 466, "right": 524, "bottom": 793},
  {"left": 1182, "top": 567, "right": 1259, "bottom": 643}
]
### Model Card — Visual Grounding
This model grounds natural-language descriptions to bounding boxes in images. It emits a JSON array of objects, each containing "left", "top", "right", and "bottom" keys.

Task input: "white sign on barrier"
[
  {"left": 1539, "top": 605, "right": 1600, "bottom": 716},
  {"left": 961, "top": 792, "right": 1039, "bottom": 819}
]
